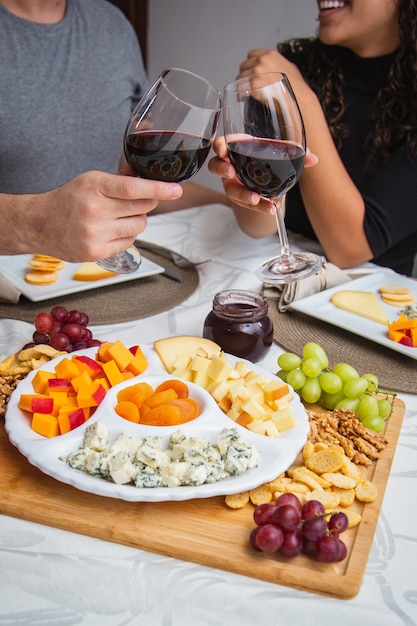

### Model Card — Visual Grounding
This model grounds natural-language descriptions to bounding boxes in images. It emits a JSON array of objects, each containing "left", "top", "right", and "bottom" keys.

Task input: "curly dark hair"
[{"left": 277, "top": 0, "right": 417, "bottom": 172}]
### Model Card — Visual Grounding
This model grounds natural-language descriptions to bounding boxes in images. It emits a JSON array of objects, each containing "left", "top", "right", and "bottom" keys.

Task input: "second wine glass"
[
  {"left": 98, "top": 67, "right": 222, "bottom": 274},
  {"left": 223, "top": 72, "right": 323, "bottom": 284}
]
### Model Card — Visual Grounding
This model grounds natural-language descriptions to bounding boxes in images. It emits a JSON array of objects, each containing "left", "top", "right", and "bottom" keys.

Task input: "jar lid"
[{"left": 212, "top": 289, "right": 269, "bottom": 320}]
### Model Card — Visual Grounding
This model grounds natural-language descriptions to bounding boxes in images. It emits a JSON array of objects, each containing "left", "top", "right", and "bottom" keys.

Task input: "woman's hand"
[{"left": 208, "top": 137, "right": 317, "bottom": 215}]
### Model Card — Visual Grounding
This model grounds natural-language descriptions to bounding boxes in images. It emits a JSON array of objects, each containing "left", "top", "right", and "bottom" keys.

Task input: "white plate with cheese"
[
  {"left": 0, "top": 254, "right": 164, "bottom": 302},
  {"left": 290, "top": 270, "right": 417, "bottom": 360},
  {"left": 4, "top": 345, "right": 310, "bottom": 502}
]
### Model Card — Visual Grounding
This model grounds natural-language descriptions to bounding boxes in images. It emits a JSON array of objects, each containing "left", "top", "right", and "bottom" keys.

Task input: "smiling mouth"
[{"left": 319, "top": 0, "right": 348, "bottom": 10}]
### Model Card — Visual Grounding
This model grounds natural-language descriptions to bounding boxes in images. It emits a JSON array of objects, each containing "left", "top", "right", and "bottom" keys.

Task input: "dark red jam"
[{"left": 203, "top": 289, "right": 273, "bottom": 362}]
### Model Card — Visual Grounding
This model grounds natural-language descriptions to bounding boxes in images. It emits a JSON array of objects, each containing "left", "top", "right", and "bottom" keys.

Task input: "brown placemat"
[
  {"left": 0, "top": 250, "right": 199, "bottom": 325},
  {"left": 267, "top": 301, "right": 417, "bottom": 394}
]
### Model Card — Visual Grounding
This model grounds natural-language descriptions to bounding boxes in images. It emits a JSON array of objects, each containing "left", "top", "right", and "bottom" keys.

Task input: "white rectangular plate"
[
  {"left": 290, "top": 270, "right": 417, "bottom": 360},
  {"left": 0, "top": 254, "right": 164, "bottom": 302}
]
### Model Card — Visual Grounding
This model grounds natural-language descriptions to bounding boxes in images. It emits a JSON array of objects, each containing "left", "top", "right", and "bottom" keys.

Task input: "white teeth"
[{"left": 319, "top": 0, "right": 346, "bottom": 9}]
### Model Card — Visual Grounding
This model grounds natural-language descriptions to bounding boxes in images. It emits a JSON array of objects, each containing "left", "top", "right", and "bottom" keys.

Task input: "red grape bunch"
[
  {"left": 250, "top": 493, "right": 348, "bottom": 563},
  {"left": 25, "top": 306, "right": 102, "bottom": 353}
]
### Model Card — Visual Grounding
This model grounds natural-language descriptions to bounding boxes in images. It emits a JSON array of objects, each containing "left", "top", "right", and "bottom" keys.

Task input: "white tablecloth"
[{"left": 1, "top": 205, "right": 416, "bottom": 626}]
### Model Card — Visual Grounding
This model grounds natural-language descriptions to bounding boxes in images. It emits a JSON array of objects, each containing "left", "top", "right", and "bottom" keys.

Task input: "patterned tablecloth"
[{"left": 0, "top": 205, "right": 416, "bottom": 626}]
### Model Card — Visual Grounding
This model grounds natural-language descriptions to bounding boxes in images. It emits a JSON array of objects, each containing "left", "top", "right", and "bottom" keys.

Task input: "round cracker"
[
  {"left": 381, "top": 295, "right": 414, "bottom": 307},
  {"left": 25, "top": 271, "right": 58, "bottom": 285},
  {"left": 28, "top": 260, "right": 65, "bottom": 271},
  {"left": 379, "top": 284, "right": 412, "bottom": 295}
]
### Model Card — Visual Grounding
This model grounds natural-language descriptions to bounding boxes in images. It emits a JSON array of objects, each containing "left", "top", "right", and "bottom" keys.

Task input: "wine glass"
[
  {"left": 223, "top": 72, "right": 323, "bottom": 284},
  {"left": 98, "top": 68, "right": 222, "bottom": 274}
]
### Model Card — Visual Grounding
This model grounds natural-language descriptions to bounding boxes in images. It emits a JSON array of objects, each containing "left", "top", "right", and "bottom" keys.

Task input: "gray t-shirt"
[{"left": 0, "top": 0, "right": 148, "bottom": 193}]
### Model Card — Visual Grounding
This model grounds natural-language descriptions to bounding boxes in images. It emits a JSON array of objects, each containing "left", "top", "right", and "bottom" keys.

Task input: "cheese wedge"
[
  {"left": 330, "top": 290, "right": 389, "bottom": 325},
  {"left": 73, "top": 262, "right": 117, "bottom": 281},
  {"left": 154, "top": 336, "right": 222, "bottom": 373}
]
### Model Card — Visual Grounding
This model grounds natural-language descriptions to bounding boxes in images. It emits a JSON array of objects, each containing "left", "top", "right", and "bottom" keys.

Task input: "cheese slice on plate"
[
  {"left": 154, "top": 336, "right": 221, "bottom": 373},
  {"left": 330, "top": 290, "right": 389, "bottom": 325},
  {"left": 73, "top": 262, "right": 117, "bottom": 281}
]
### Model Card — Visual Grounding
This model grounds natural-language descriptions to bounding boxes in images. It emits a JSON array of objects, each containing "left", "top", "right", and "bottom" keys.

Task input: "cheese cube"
[{"left": 271, "top": 406, "right": 297, "bottom": 431}]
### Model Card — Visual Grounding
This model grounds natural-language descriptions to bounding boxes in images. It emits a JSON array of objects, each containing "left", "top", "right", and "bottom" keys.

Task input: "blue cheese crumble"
[{"left": 61, "top": 421, "right": 259, "bottom": 488}]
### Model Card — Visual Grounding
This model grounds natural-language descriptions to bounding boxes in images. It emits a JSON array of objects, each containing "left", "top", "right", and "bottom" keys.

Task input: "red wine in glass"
[
  {"left": 223, "top": 72, "right": 323, "bottom": 284},
  {"left": 97, "top": 68, "right": 221, "bottom": 274},
  {"left": 124, "top": 130, "right": 211, "bottom": 183},
  {"left": 228, "top": 138, "right": 305, "bottom": 198}
]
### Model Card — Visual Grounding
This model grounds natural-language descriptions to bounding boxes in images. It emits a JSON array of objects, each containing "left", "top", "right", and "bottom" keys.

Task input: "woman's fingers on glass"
[
  {"left": 305, "top": 148, "right": 318, "bottom": 167},
  {"left": 222, "top": 178, "right": 261, "bottom": 208},
  {"left": 207, "top": 155, "right": 235, "bottom": 180}
]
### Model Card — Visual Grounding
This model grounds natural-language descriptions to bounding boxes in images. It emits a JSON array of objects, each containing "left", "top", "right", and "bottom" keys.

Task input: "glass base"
[
  {"left": 97, "top": 246, "right": 142, "bottom": 274},
  {"left": 256, "top": 252, "right": 323, "bottom": 284}
]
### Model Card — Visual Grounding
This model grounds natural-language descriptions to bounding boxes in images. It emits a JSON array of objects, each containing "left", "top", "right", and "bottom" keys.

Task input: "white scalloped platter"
[{"left": 4, "top": 345, "right": 309, "bottom": 502}]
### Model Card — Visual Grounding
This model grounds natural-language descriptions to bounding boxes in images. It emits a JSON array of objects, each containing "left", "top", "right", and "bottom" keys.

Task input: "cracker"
[
  {"left": 270, "top": 480, "right": 309, "bottom": 494},
  {"left": 330, "top": 487, "right": 356, "bottom": 507},
  {"left": 321, "top": 472, "right": 357, "bottom": 489},
  {"left": 290, "top": 467, "right": 327, "bottom": 491},
  {"left": 304, "top": 489, "right": 340, "bottom": 510},
  {"left": 304, "top": 445, "right": 345, "bottom": 474},
  {"left": 379, "top": 284, "right": 412, "bottom": 295},
  {"left": 381, "top": 295, "right": 414, "bottom": 306},
  {"left": 25, "top": 271, "right": 58, "bottom": 285},
  {"left": 355, "top": 480, "right": 378, "bottom": 503},
  {"left": 249, "top": 484, "right": 273, "bottom": 506},
  {"left": 28, "top": 259, "right": 65, "bottom": 271},
  {"left": 225, "top": 491, "right": 250, "bottom": 509},
  {"left": 340, "top": 458, "right": 363, "bottom": 483}
]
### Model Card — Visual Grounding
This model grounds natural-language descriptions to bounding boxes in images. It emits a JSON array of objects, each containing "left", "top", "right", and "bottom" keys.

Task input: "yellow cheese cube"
[
  {"left": 206, "top": 357, "right": 233, "bottom": 381},
  {"left": 192, "top": 371, "right": 210, "bottom": 388},
  {"left": 271, "top": 406, "right": 297, "bottom": 431},
  {"left": 241, "top": 397, "right": 265, "bottom": 420},
  {"left": 262, "top": 380, "right": 290, "bottom": 402},
  {"left": 235, "top": 361, "right": 250, "bottom": 377},
  {"left": 209, "top": 381, "right": 230, "bottom": 402},
  {"left": 171, "top": 367, "right": 193, "bottom": 382},
  {"left": 190, "top": 354, "right": 211, "bottom": 374},
  {"left": 245, "top": 382, "right": 265, "bottom": 404},
  {"left": 247, "top": 420, "right": 266, "bottom": 435},
  {"left": 264, "top": 420, "right": 281, "bottom": 437}
]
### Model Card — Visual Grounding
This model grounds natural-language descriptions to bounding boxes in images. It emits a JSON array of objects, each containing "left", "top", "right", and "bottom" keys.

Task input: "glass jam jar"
[{"left": 203, "top": 289, "right": 273, "bottom": 362}]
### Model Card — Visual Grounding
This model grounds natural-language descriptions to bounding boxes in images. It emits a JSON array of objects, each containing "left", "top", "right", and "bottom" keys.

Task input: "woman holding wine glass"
[{"left": 209, "top": 0, "right": 417, "bottom": 277}]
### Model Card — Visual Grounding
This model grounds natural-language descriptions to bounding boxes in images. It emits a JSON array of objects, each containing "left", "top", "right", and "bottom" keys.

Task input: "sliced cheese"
[
  {"left": 153, "top": 336, "right": 221, "bottom": 373},
  {"left": 73, "top": 262, "right": 117, "bottom": 281},
  {"left": 330, "top": 290, "right": 389, "bottom": 325}
]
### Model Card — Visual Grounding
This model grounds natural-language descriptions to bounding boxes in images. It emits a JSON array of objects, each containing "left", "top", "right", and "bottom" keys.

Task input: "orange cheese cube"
[
  {"left": 31, "top": 413, "right": 60, "bottom": 438},
  {"left": 73, "top": 355, "right": 103, "bottom": 379},
  {"left": 77, "top": 381, "right": 106, "bottom": 408},
  {"left": 71, "top": 370, "right": 93, "bottom": 393},
  {"left": 18, "top": 393, "right": 54, "bottom": 414},
  {"left": 126, "top": 346, "right": 148, "bottom": 375},
  {"left": 102, "top": 359, "right": 124, "bottom": 387},
  {"left": 96, "top": 341, "right": 112, "bottom": 362},
  {"left": 58, "top": 407, "right": 88, "bottom": 434},
  {"left": 105, "top": 340, "right": 134, "bottom": 370},
  {"left": 55, "top": 357, "right": 81, "bottom": 380},
  {"left": 32, "top": 370, "right": 56, "bottom": 394}
]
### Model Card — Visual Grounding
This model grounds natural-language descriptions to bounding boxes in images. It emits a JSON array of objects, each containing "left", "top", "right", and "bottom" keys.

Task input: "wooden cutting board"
[{"left": 0, "top": 397, "right": 405, "bottom": 599}]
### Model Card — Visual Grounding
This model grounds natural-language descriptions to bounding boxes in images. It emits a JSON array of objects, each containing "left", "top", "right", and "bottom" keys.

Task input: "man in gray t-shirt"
[{"left": 0, "top": 0, "right": 148, "bottom": 194}]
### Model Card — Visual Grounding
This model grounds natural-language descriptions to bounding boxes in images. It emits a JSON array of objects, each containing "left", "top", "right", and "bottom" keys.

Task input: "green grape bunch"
[{"left": 277, "top": 342, "right": 396, "bottom": 433}]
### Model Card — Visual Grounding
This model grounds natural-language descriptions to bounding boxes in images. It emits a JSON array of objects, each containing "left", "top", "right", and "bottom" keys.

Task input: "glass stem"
[{"left": 272, "top": 195, "right": 293, "bottom": 260}]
